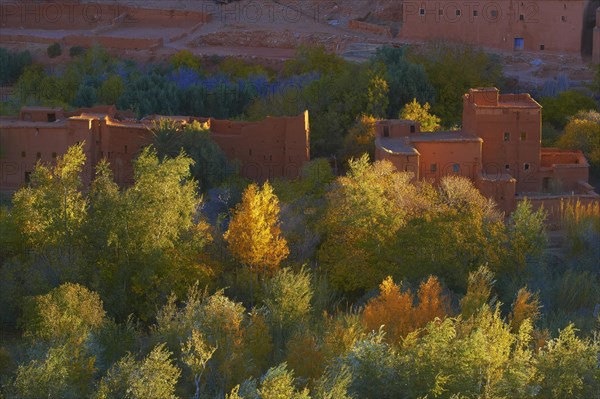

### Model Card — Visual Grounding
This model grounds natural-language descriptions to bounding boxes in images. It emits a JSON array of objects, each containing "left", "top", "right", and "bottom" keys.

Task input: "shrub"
[
  {"left": 47, "top": 42, "right": 62, "bottom": 58},
  {"left": 69, "top": 46, "right": 86, "bottom": 57}
]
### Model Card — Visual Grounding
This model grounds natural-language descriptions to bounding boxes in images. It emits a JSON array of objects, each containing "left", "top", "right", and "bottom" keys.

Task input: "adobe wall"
[
  {"left": 0, "top": 108, "right": 309, "bottom": 192},
  {"left": 348, "top": 20, "right": 393, "bottom": 37},
  {"left": 401, "top": 0, "right": 587, "bottom": 53},
  {"left": 593, "top": 7, "right": 600, "bottom": 63},
  {"left": 412, "top": 140, "right": 482, "bottom": 183},
  {"left": 475, "top": 175, "right": 517, "bottom": 215},
  {"left": 63, "top": 35, "right": 163, "bottom": 50},
  {"left": 462, "top": 95, "right": 542, "bottom": 193},
  {"left": 374, "top": 147, "right": 420, "bottom": 177},
  {"left": 0, "top": 2, "right": 211, "bottom": 30}
]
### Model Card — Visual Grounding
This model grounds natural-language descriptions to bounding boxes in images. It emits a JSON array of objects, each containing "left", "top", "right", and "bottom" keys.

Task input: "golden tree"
[{"left": 225, "top": 182, "right": 289, "bottom": 276}]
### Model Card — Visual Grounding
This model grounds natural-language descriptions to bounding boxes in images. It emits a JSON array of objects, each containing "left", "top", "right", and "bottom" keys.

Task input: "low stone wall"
[
  {"left": 63, "top": 35, "right": 164, "bottom": 50},
  {"left": 348, "top": 20, "right": 392, "bottom": 37}
]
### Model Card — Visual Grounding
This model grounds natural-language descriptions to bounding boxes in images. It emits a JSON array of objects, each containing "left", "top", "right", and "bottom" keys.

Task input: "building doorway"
[{"left": 514, "top": 37, "right": 525, "bottom": 50}]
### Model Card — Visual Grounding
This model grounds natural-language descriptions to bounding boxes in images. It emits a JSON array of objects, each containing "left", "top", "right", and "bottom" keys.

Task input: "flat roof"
[
  {"left": 376, "top": 138, "right": 420, "bottom": 156},
  {"left": 409, "top": 131, "right": 482, "bottom": 143}
]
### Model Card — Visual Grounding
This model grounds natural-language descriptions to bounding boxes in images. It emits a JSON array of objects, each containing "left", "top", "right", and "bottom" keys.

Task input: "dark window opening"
[
  {"left": 519, "top": 14, "right": 524, "bottom": 21},
  {"left": 473, "top": 10, "right": 478, "bottom": 17},
  {"left": 521, "top": 131, "right": 527, "bottom": 141},
  {"left": 540, "top": 44, "right": 545, "bottom": 50},
  {"left": 383, "top": 125, "right": 390, "bottom": 137},
  {"left": 36, "top": 152, "right": 41, "bottom": 159},
  {"left": 524, "top": 163, "right": 530, "bottom": 171},
  {"left": 52, "top": 152, "right": 57, "bottom": 159},
  {"left": 410, "top": 125, "right": 416, "bottom": 133},
  {"left": 124, "top": 145, "right": 128, "bottom": 154},
  {"left": 438, "top": 9, "right": 444, "bottom": 16},
  {"left": 543, "top": 177, "right": 550, "bottom": 190},
  {"left": 505, "top": 164, "right": 510, "bottom": 171},
  {"left": 430, "top": 163, "right": 437, "bottom": 172},
  {"left": 47, "top": 113, "right": 56, "bottom": 122},
  {"left": 24, "top": 172, "right": 32, "bottom": 183},
  {"left": 561, "top": 16, "right": 566, "bottom": 22},
  {"left": 21, "top": 151, "right": 26, "bottom": 158},
  {"left": 455, "top": 9, "right": 461, "bottom": 16},
  {"left": 504, "top": 132, "right": 510, "bottom": 141},
  {"left": 419, "top": 8, "right": 425, "bottom": 15},
  {"left": 453, "top": 164, "right": 460, "bottom": 173}
]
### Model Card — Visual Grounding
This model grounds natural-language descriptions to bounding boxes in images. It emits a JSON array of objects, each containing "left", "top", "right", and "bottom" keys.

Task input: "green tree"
[
  {"left": 171, "top": 50, "right": 201, "bottom": 71},
  {"left": 460, "top": 265, "right": 496, "bottom": 319},
  {"left": 9, "top": 344, "right": 95, "bottom": 399},
  {"left": 94, "top": 343, "right": 181, "bottom": 399},
  {"left": 505, "top": 199, "right": 547, "bottom": 273},
  {"left": 540, "top": 91, "right": 599, "bottom": 129},
  {"left": 0, "top": 48, "right": 32, "bottom": 85},
  {"left": 258, "top": 363, "right": 311, "bottom": 399},
  {"left": 557, "top": 110, "right": 600, "bottom": 174},
  {"left": 98, "top": 75, "right": 125, "bottom": 105},
  {"left": 47, "top": 42, "right": 62, "bottom": 58},
  {"left": 537, "top": 324, "right": 600, "bottom": 398},
  {"left": 21, "top": 283, "right": 105, "bottom": 346},
  {"left": 399, "top": 98, "right": 442, "bottom": 132},
  {"left": 181, "top": 329, "right": 216, "bottom": 399}
]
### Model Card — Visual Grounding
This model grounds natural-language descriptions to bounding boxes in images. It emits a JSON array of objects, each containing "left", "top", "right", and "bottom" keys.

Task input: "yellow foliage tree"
[
  {"left": 363, "top": 276, "right": 414, "bottom": 343},
  {"left": 225, "top": 182, "right": 289, "bottom": 276},
  {"left": 400, "top": 98, "right": 442, "bottom": 132},
  {"left": 414, "top": 276, "right": 451, "bottom": 328}
]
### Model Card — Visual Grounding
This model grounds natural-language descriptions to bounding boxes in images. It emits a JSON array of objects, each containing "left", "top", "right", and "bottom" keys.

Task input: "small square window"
[
  {"left": 473, "top": 10, "right": 478, "bottom": 17},
  {"left": 383, "top": 125, "right": 390, "bottom": 137},
  {"left": 430, "top": 163, "right": 437, "bottom": 172},
  {"left": 520, "top": 131, "right": 527, "bottom": 141},
  {"left": 504, "top": 132, "right": 510, "bottom": 141},
  {"left": 47, "top": 113, "right": 56, "bottom": 122},
  {"left": 36, "top": 152, "right": 41, "bottom": 159},
  {"left": 519, "top": 14, "right": 524, "bottom": 21},
  {"left": 491, "top": 10, "right": 498, "bottom": 18},
  {"left": 524, "top": 163, "right": 530, "bottom": 171},
  {"left": 21, "top": 151, "right": 26, "bottom": 158},
  {"left": 540, "top": 44, "right": 545, "bottom": 50},
  {"left": 410, "top": 125, "right": 416, "bottom": 133},
  {"left": 561, "top": 16, "right": 567, "bottom": 22},
  {"left": 456, "top": 9, "right": 461, "bottom": 16},
  {"left": 438, "top": 9, "right": 444, "bottom": 16},
  {"left": 453, "top": 164, "right": 460, "bottom": 173},
  {"left": 419, "top": 8, "right": 425, "bottom": 15},
  {"left": 124, "top": 145, "right": 128, "bottom": 154},
  {"left": 505, "top": 164, "right": 510, "bottom": 171}
]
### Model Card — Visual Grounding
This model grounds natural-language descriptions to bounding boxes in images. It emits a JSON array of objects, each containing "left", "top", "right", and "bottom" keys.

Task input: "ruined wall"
[
  {"left": 475, "top": 175, "right": 517, "bottom": 215},
  {"left": 63, "top": 35, "right": 163, "bottom": 50},
  {"left": 401, "top": 0, "right": 587, "bottom": 53}
]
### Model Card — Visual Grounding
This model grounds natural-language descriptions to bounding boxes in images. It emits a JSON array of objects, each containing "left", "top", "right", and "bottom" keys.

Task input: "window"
[
  {"left": 24, "top": 172, "right": 32, "bottom": 183},
  {"left": 124, "top": 145, "right": 128, "bottom": 154},
  {"left": 455, "top": 9, "right": 461, "bottom": 16},
  {"left": 473, "top": 10, "right": 478, "bottom": 17},
  {"left": 21, "top": 151, "right": 26, "bottom": 158},
  {"left": 430, "top": 163, "right": 437, "bottom": 172},
  {"left": 524, "top": 163, "right": 530, "bottom": 171},
  {"left": 540, "top": 44, "right": 545, "bottom": 50},
  {"left": 419, "top": 8, "right": 425, "bottom": 15},
  {"left": 519, "top": 14, "right": 524, "bottom": 21},
  {"left": 453, "top": 164, "right": 460, "bottom": 173},
  {"left": 51, "top": 152, "right": 57, "bottom": 159},
  {"left": 410, "top": 125, "right": 416, "bottom": 133},
  {"left": 504, "top": 132, "right": 510, "bottom": 141},
  {"left": 561, "top": 16, "right": 566, "bottom": 22},
  {"left": 36, "top": 152, "right": 41, "bottom": 159},
  {"left": 438, "top": 9, "right": 444, "bottom": 16},
  {"left": 47, "top": 113, "right": 56, "bottom": 122},
  {"left": 383, "top": 125, "right": 390, "bottom": 137},
  {"left": 520, "top": 131, "right": 527, "bottom": 141},
  {"left": 505, "top": 164, "right": 510, "bottom": 171},
  {"left": 490, "top": 9, "right": 498, "bottom": 18},
  {"left": 514, "top": 37, "right": 524, "bottom": 50}
]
